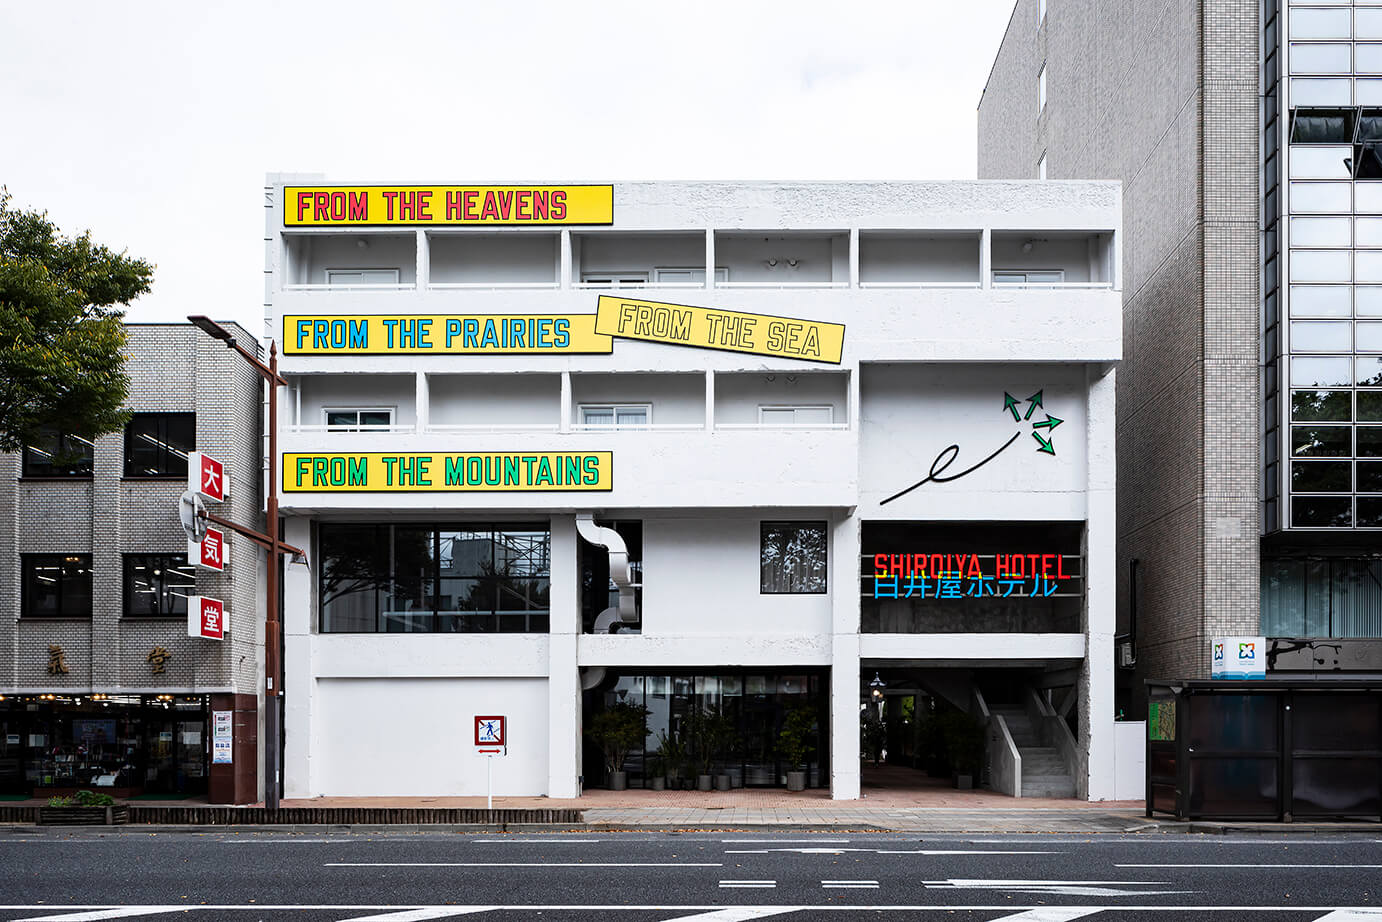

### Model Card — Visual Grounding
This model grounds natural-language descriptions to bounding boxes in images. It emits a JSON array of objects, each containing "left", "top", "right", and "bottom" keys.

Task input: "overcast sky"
[{"left": 2, "top": 0, "right": 1016, "bottom": 341}]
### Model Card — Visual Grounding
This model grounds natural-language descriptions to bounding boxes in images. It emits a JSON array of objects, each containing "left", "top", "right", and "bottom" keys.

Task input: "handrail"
[
  {"left": 715, "top": 281, "right": 850, "bottom": 289},
  {"left": 858, "top": 281, "right": 983, "bottom": 289},
  {"left": 286, "top": 424, "right": 414, "bottom": 433},
  {"left": 991, "top": 281, "right": 1114, "bottom": 289},
  {"left": 715, "top": 422, "right": 850, "bottom": 430},
  {"left": 427, "top": 423, "right": 560, "bottom": 432},
  {"left": 427, "top": 282, "right": 560, "bottom": 290},
  {"left": 283, "top": 284, "right": 416, "bottom": 292}
]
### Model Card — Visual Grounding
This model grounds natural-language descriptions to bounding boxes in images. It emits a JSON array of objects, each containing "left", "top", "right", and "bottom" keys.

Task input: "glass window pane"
[
  {"left": 1290, "top": 8, "right": 1352, "bottom": 39},
  {"left": 1359, "top": 286, "right": 1382, "bottom": 314},
  {"left": 1290, "top": 250, "right": 1352, "bottom": 281},
  {"left": 1359, "top": 461, "right": 1382, "bottom": 490},
  {"left": 1289, "top": 145, "right": 1354, "bottom": 178},
  {"left": 1293, "top": 109, "right": 1356, "bottom": 142},
  {"left": 1360, "top": 498, "right": 1382, "bottom": 526},
  {"left": 616, "top": 408, "right": 648, "bottom": 426},
  {"left": 1292, "top": 320, "right": 1354, "bottom": 350},
  {"left": 1360, "top": 251, "right": 1382, "bottom": 281},
  {"left": 1360, "top": 391, "right": 1382, "bottom": 420},
  {"left": 1292, "top": 389, "right": 1353, "bottom": 420},
  {"left": 1292, "top": 355, "right": 1354, "bottom": 386},
  {"left": 1291, "top": 285, "right": 1353, "bottom": 316},
  {"left": 1292, "top": 496, "right": 1353, "bottom": 527},
  {"left": 1291, "top": 42, "right": 1352, "bottom": 72},
  {"left": 124, "top": 554, "right": 195, "bottom": 617},
  {"left": 320, "top": 524, "right": 388, "bottom": 632},
  {"left": 1292, "top": 78, "right": 1352, "bottom": 106},
  {"left": 1361, "top": 79, "right": 1382, "bottom": 107},
  {"left": 1358, "top": 321, "right": 1382, "bottom": 351},
  {"left": 1294, "top": 216, "right": 1351, "bottom": 245},
  {"left": 1291, "top": 181, "right": 1352, "bottom": 211},
  {"left": 582, "top": 408, "right": 614, "bottom": 425},
  {"left": 1292, "top": 425, "right": 1353, "bottom": 456},
  {"left": 1293, "top": 460, "right": 1353, "bottom": 491},
  {"left": 124, "top": 413, "right": 194, "bottom": 477},
  {"left": 325, "top": 411, "right": 358, "bottom": 428},
  {"left": 440, "top": 529, "right": 491, "bottom": 576},
  {"left": 1360, "top": 356, "right": 1382, "bottom": 385},
  {"left": 1360, "top": 426, "right": 1382, "bottom": 456},
  {"left": 760, "top": 522, "right": 827, "bottom": 594},
  {"left": 1362, "top": 111, "right": 1382, "bottom": 141},
  {"left": 1360, "top": 43, "right": 1382, "bottom": 73},
  {"left": 357, "top": 411, "right": 391, "bottom": 426},
  {"left": 1359, "top": 217, "right": 1382, "bottom": 246},
  {"left": 1361, "top": 8, "right": 1382, "bottom": 39}
]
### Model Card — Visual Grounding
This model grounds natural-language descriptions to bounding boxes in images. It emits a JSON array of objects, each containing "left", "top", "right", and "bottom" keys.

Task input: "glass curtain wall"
[{"left": 1262, "top": 556, "right": 1382, "bottom": 635}]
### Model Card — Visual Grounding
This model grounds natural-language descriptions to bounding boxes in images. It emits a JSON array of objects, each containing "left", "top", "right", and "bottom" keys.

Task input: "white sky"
[{"left": 2, "top": 0, "right": 1016, "bottom": 341}]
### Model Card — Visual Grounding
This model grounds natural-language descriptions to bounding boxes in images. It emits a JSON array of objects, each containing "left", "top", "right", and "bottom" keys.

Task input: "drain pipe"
[{"left": 575, "top": 514, "right": 637, "bottom": 632}]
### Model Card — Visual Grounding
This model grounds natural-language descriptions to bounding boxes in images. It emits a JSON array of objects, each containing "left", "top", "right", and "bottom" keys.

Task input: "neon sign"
[{"left": 866, "top": 552, "right": 1079, "bottom": 600}]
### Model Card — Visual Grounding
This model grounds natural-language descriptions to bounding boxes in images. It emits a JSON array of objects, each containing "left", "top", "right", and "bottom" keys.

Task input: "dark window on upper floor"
[
  {"left": 760, "top": 522, "right": 828, "bottom": 594},
  {"left": 22, "top": 554, "right": 93, "bottom": 617},
  {"left": 123, "top": 413, "right": 194, "bottom": 477},
  {"left": 22, "top": 428, "right": 94, "bottom": 477},
  {"left": 123, "top": 554, "right": 196, "bottom": 617}
]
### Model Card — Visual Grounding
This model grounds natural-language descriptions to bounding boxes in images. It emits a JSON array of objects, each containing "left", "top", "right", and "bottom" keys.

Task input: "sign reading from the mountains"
[
  {"left": 284, "top": 185, "right": 613, "bottom": 226},
  {"left": 283, "top": 452, "right": 612, "bottom": 493}
]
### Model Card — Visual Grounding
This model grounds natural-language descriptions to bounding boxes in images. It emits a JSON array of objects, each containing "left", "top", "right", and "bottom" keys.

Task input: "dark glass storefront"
[
  {"left": 0, "top": 694, "right": 209, "bottom": 797},
  {"left": 585, "top": 670, "right": 829, "bottom": 788}
]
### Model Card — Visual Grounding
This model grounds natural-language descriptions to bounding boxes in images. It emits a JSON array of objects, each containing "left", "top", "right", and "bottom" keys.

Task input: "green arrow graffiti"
[
  {"left": 1032, "top": 414, "right": 1063, "bottom": 431},
  {"left": 1032, "top": 431, "right": 1056, "bottom": 455},
  {"left": 1023, "top": 389, "right": 1044, "bottom": 420},
  {"left": 1002, "top": 392, "right": 1022, "bottom": 422}
]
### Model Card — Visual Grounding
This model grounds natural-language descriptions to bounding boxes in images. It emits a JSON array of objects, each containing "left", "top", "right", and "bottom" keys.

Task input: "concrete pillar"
[
  {"left": 415, "top": 230, "right": 429, "bottom": 290},
  {"left": 1082, "top": 366, "right": 1117, "bottom": 800},
  {"left": 849, "top": 228, "right": 860, "bottom": 288},
  {"left": 704, "top": 229, "right": 715, "bottom": 289},
  {"left": 830, "top": 514, "right": 861, "bottom": 799},
  {"left": 980, "top": 228, "right": 993, "bottom": 289},
  {"left": 547, "top": 514, "right": 581, "bottom": 797},
  {"left": 415, "top": 372, "right": 429, "bottom": 434},
  {"left": 560, "top": 230, "right": 572, "bottom": 289},
  {"left": 282, "top": 515, "right": 315, "bottom": 799}
]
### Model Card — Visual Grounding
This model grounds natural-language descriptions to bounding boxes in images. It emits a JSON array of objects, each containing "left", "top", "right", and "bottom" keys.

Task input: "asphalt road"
[{"left": 0, "top": 827, "right": 1379, "bottom": 921}]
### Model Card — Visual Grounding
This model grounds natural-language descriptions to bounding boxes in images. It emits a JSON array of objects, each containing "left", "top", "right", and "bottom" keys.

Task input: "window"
[
  {"left": 123, "top": 554, "right": 196, "bottom": 617},
  {"left": 22, "top": 555, "right": 92, "bottom": 618},
  {"left": 323, "top": 408, "right": 394, "bottom": 431},
  {"left": 1038, "top": 152, "right": 1048, "bottom": 180},
  {"left": 324, "top": 268, "right": 400, "bottom": 285},
  {"left": 651, "top": 267, "right": 729, "bottom": 285},
  {"left": 319, "top": 523, "right": 550, "bottom": 633},
  {"left": 580, "top": 273, "right": 648, "bottom": 288},
  {"left": 758, "top": 406, "right": 834, "bottom": 426},
  {"left": 1038, "top": 64, "right": 1047, "bottom": 113},
  {"left": 580, "top": 404, "right": 651, "bottom": 428},
  {"left": 760, "top": 522, "right": 827, "bottom": 594},
  {"left": 993, "top": 270, "right": 1066, "bottom": 286},
  {"left": 123, "top": 413, "right": 194, "bottom": 477},
  {"left": 22, "top": 428, "right": 93, "bottom": 477}
]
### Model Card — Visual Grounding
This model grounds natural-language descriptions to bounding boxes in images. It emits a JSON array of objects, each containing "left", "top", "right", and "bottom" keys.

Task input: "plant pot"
[
  {"left": 38, "top": 806, "right": 128, "bottom": 826},
  {"left": 696, "top": 774, "right": 713, "bottom": 791},
  {"left": 786, "top": 770, "right": 807, "bottom": 792},
  {"left": 608, "top": 771, "right": 628, "bottom": 791},
  {"left": 714, "top": 774, "right": 731, "bottom": 791},
  {"left": 953, "top": 772, "right": 974, "bottom": 790},
  {"left": 649, "top": 775, "right": 665, "bottom": 791}
]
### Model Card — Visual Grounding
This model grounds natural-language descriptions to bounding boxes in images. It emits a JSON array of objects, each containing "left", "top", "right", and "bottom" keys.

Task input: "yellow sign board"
[
  {"left": 283, "top": 314, "right": 613, "bottom": 355},
  {"left": 283, "top": 452, "right": 613, "bottom": 493},
  {"left": 283, "top": 185, "right": 613, "bottom": 226},
  {"left": 593, "top": 296, "right": 844, "bottom": 364}
]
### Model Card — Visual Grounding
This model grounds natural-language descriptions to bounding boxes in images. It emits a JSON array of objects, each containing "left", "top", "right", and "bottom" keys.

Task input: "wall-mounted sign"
[
  {"left": 1211, "top": 636, "right": 1266, "bottom": 679},
  {"left": 188, "top": 451, "right": 228, "bottom": 502},
  {"left": 284, "top": 185, "right": 614, "bottom": 227},
  {"left": 146, "top": 646, "right": 172, "bottom": 675},
  {"left": 593, "top": 296, "right": 844, "bottom": 364},
  {"left": 190, "top": 525, "right": 228, "bottom": 572},
  {"left": 188, "top": 596, "right": 225, "bottom": 641},
  {"left": 212, "top": 710, "right": 233, "bottom": 764},
  {"left": 866, "top": 552, "right": 1080, "bottom": 600},
  {"left": 282, "top": 314, "right": 613, "bottom": 356},
  {"left": 283, "top": 451, "right": 613, "bottom": 493},
  {"left": 47, "top": 645, "right": 68, "bottom": 676}
]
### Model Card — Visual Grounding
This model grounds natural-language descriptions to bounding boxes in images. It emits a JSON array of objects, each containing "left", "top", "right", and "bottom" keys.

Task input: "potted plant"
[
  {"left": 942, "top": 711, "right": 987, "bottom": 790},
  {"left": 586, "top": 700, "right": 649, "bottom": 790},
  {"left": 860, "top": 710, "right": 887, "bottom": 767},
  {"left": 654, "top": 729, "right": 684, "bottom": 790},
  {"left": 777, "top": 706, "right": 816, "bottom": 792},
  {"left": 38, "top": 790, "right": 128, "bottom": 826},
  {"left": 647, "top": 752, "right": 666, "bottom": 790},
  {"left": 684, "top": 708, "right": 715, "bottom": 791}
]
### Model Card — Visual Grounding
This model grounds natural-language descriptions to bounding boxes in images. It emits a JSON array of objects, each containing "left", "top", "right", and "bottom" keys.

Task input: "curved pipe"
[{"left": 576, "top": 514, "right": 637, "bottom": 623}]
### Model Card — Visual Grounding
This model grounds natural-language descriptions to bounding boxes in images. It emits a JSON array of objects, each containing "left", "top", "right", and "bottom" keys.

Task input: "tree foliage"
[{"left": 0, "top": 188, "right": 152, "bottom": 452}]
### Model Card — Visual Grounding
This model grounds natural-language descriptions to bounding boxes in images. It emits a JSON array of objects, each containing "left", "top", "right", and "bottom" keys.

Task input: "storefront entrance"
[{"left": 0, "top": 695, "right": 209, "bottom": 797}]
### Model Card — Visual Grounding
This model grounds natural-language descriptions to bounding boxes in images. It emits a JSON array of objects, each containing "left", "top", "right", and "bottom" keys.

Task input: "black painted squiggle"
[{"left": 879, "top": 431, "right": 1023, "bottom": 506}]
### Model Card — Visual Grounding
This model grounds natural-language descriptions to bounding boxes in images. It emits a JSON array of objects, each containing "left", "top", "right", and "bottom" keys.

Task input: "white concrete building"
[{"left": 265, "top": 178, "right": 1123, "bottom": 800}]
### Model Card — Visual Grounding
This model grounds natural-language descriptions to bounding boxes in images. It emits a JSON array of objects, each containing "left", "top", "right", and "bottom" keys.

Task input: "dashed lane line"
[
  {"left": 987, "top": 910, "right": 1102, "bottom": 921},
  {"left": 10, "top": 909, "right": 185, "bottom": 921},
  {"left": 655, "top": 909, "right": 799, "bottom": 922},
  {"left": 821, "top": 880, "right": 879, "bottom": 889},
  {"left": 325, "top": 862, "right": 722, "bottom": 868},
  {"left": 717, "top": 881, "right": 776, "bottom": 889}
]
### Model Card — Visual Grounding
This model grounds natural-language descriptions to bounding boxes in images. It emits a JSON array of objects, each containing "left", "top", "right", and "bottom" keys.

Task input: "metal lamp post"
[{"left": 187, "top": 315, "right": 298, "bottom": 809}]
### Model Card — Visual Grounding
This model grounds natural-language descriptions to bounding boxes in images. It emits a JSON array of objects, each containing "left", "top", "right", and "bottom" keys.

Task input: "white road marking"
[
  {"left": 924, "top": 879, "right": 1196, "bottom": 897},
  {"left": 326, "top": 862, "right": 722, "bottom": 868},
  {"left": 717, "top": 881, "right": 776, "bottom": 889},
  {"left": 227, "top": 838, "right": 347, "bottom": 844},
  {"left": 719, "top": 839, "right": 850, "bottom": 844},
  {"left": 6, "top": 904, "right": 1382, "bottom": 913},
  {"left": 1118, "top": 864, "right": 1382, "bottom": 869},
  {"left": 11, "top": 909, "right": 184, "bottom": 921},
  {"left": 470, "top": 838, "right": 601, "bottom": 843},
  {"left": 724, "top": 847, "right": 1050, "bottom": 856},
  {"left": 1312, "top": 912, "right": 1382, "bottom": 920},
  {"left": 658, "top": 909, "right": 797, "bottom": 921},
  {"left": 988, "top": 910, "right": 1103, "bottom": 921},
  {"left": 337, "top": 910, "right": 499, "bottom": 921},
  {"left": 821, "top": 880, "right": 879, "bottom": 889}
]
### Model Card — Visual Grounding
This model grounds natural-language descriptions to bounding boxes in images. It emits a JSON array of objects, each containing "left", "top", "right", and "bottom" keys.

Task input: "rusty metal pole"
[{"left": 265, "top": 343, "right": 281, "bottom": 810}]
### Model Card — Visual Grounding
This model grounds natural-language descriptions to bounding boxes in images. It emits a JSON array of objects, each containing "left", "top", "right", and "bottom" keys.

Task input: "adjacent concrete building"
[
  {"left": 979, "top": 0, "right": 1382, "bottom": 709},
  {"left": 266, "top": 177, "right": 1128, "bottom": 800},
  {"left": 0, "top": 324, "right": 265, "bottom": 803}
]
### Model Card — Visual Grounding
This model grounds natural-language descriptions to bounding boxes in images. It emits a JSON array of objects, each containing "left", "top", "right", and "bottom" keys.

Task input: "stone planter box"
[{"left": 37, "top": 806, "right": 129, "bottom": 826}]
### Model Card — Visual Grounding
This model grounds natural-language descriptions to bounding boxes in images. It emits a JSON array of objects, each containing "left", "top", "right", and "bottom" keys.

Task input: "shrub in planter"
[
  {"left": 39, "top": 790, "right": 127, "bottom": 826},
  {"left": 586, "top": 700, "right": 650, "bottom": 789},
  {"left": 940, "top": 711, "right": 987, "bottom": 788},
  {"left": 778, "top": 706, "right": 816, "bottom": 792}
]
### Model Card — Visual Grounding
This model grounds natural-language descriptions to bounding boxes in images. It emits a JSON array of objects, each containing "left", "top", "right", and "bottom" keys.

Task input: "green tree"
[{"left": 0, "top": 189, "right": 152, "bottom": 452}]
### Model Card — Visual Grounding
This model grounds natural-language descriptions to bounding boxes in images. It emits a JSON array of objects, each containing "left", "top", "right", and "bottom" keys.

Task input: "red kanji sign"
[
  {"left": 188, "top": 595, "right": 225, "bottom": 641},
  {"left": 188, "top": 451, "right": 228, "bottom": 503},
  {"left": 191, "top": 525, "right": 228, "bottom": 572}
]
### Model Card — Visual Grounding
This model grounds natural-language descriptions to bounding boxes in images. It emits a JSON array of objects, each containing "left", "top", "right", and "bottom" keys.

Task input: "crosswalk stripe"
[
  {"left": 337, "top": 909, "right": 500, "bottom": 921},
  {"left": 657, "top": 909, "right": 798, "bottom": 922},
  {"left": 987, "top": 909, "right": 1103, "bottom": 921},
  {"left": 11, "top": 909, "right": 184, "bottom": 922}
]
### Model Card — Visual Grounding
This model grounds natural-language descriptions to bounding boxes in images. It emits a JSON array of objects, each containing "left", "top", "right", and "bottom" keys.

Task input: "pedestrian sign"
[{"left": 475, "top": 715, "right": 505, "bottom": 752}]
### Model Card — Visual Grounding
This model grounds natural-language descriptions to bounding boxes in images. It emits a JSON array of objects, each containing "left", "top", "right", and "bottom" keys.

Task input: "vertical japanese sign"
[
  {"left": 188, "top": 451, "right": 228, "bottom": 502},
  {"left": 212, "top": 710, "right": 233, "bottom": 764},
  {"left": 191, "top": 526, "right": 228, "bottom": 572},
  {"left": 188, "top": 596, "right": 225, "bottom": 641}
]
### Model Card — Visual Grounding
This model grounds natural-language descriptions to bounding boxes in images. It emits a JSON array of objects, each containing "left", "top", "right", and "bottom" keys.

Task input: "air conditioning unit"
[{"left": 1118, "top": 642, "right": 1136, "bottom": 668}]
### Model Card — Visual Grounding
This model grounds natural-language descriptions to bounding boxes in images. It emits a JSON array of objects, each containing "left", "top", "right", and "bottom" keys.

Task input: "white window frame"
[
  {"left": 580, "top": 272, "right": 649, "bottom": 288},
  {"left": 757, "top": 405, "right": 835, "bottom": 427},
  {"left": 322, "top": 407, "right": 395, "bottom": 431},
  {"left": 1039, "top": 64, "right": 1047, "bottom": 113},
  {"left": 324, "top": 268, "right": 401, "bottom": 286},
  {"left": 578, "top": 403, "right": 653, "bottom": 429},
  {"left": 992, "top": 269, "right": 1067, "bottom": 286},
  {"left": 652, "top": 267, "right": 730, "bottom": 284}
]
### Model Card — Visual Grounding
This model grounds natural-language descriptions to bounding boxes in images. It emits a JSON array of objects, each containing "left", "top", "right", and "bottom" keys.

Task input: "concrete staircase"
[{"left": 991, "top": 707, "right": 1076, "bottom": 798}]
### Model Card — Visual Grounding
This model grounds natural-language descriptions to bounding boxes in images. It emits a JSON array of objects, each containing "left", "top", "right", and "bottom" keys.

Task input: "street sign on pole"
[
  {"left": 188, "top": 451, "right": 228, "bottom": 502},
  {"left": 190, "top": 525, "right": 228, "bottom": 572},
  {"left": 475, "top": 715, "right": 506, "bottom": 810},
  {"left": 188, "top": 595, "right": 226, "bottom": 641}
]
